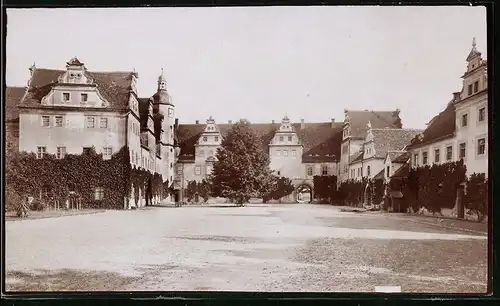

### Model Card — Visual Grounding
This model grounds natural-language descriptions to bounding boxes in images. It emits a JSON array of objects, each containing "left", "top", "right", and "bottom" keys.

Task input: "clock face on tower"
[{"left": 168, "top": 108, "right": 173, "bottom": 118}]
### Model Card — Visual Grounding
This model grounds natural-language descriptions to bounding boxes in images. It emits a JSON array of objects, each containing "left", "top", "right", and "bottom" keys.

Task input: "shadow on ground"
[{"left": 6, "top": 269, "right": 140, "bottom": 291}]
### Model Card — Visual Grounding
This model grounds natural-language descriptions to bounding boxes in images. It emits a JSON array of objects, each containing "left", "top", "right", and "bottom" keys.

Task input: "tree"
[
  {"left": 198, "top": 179, "right": 211, "bottom": 203},
  {"left": 313, "top": 175, "right": 337, "bottom": 203},
  {"left": 264, "top": 176, "right": 295, "bottom": 203},
  {"left": 210, "top": 119, "right": 275, "bottom": 206}
]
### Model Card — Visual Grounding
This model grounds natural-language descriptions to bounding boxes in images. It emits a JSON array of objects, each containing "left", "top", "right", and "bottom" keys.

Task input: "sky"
[{"left": 6, "top": 6, "right": 487, "bottom": 128}]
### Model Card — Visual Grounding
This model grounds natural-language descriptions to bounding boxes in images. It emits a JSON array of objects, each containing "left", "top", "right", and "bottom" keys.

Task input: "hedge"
[{"left": 5, "top": 146, "right": 167, "bottom": 211}]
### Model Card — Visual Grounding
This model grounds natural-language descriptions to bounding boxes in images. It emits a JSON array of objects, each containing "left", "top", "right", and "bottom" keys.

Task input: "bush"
[{"left": 465, "top": 173, "right": 488, "bottom": 222}]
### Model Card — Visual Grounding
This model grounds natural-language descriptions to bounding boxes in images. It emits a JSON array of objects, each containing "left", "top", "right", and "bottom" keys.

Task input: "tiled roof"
[
  {"left": 349, "top": 151, "right": 364, "bottom": 165},
  {"left": 391, "top": 163, "right": 409, "bottom": 178},
  {"left": 176, "top": 122, "right": 344, "bottom": 163},
  {"left": 372, "top": 128, "right": 423, "bottom": 158},
  {"left": 393, "top": 151, "right": 410, "bottom": 163},
  {"left": 5, "top": 86, "right": 27, "bottom": 122},
  {"left": 373, "top": 169, "right": 385, "bottom": 180},
  {"left": 407, "top": 101, "right": 456, "bottom": 149},
  {"left": 346, "top": 110, "right": 402, "bottom": 139},
  {"left": 138, "top": 97, "right": 151, "bottom": 130},
  {"left": 19, "top": 68, "right": 134, "bottom": 110}
]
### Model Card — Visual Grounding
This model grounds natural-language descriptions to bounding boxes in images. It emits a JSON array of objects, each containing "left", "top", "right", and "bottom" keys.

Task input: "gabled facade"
[
  {"left": 11, "top": 58, "right": 178, "bottom": 208},
  {"left": 339, "top": 109, "right": 403, "bottom": 184},
  {"left": 347, "top": 124, "right": 422, "bottom": 181},
  {"left": 407, "top": 38, "right": 488, "bottom": 177}
]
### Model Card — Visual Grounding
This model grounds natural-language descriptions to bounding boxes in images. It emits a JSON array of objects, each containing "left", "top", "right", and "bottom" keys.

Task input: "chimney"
[
  {"left": 331, "top": 118, "right": 335, "bottom": 128},
  {"left": 195, "top": 120, "right": 199, "bottom": 124},
  {"left": 300, "top": 118, "right": 305, "bottom": 129},
  {"left": 228, "top": 120, "right": 232, "bottom": 124},
  {"left": 453, "top": 92, "right": 461, "bottom": 102},
  {"left": 174, "top": 118, "right": 179, "bottom": 128}
]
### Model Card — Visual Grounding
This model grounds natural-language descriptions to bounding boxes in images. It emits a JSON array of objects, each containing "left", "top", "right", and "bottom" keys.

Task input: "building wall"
[
  {"left": 408, "top": 137, "right": 456, "bottom": 169},
  {"left": 454, "top": 92, "right": 488, "bottom": 176},
  {"left": 19, "top": 109, "right": 126, "bottom": 156},
  {"left": 383, "top": 157, "right": 405, "bottom": 182}
]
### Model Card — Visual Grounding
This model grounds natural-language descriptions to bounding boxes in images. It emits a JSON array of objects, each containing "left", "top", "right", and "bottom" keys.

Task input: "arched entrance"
[{"left": 296, "top": 184, "right": 313, "bottom": 203}]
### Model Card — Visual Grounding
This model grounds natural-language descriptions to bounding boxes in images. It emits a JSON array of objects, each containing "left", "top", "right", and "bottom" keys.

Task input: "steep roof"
[
  {"left": 373, "top": 169, "right": 385, "bottom": 180},
  {"left": 393, "top": 151, "right": 410, "bottom": 163},
  {"left": 5, "top": 86, "right": 27, "bottom": 122},
  {"left": 349, "top": 151, "right": 364, "bottom": 165},
  {"left": 391, "top": 163, "right": 409, "bottom": 178},
  {"left": 371, "top": 128, "right": 423, "bottom": 158},
  {"left": 19, "top": 68, "right": 134, "bottom": 110},
  {"left": 407, "top": 101, "right": 456, "bottom": 149},
  {"left": 176, "top": 122, "right": 344, "bottom": 163},
  {"left": 346, "top": 110, "right": 402, "bottom": 139}
]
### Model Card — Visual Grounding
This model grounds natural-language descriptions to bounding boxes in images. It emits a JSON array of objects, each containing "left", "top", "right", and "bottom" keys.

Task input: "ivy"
[
  {"left": 312, "top": 175, "right": 338, "bottom": 204},
  {"left": 5, "top": 146, "right": 166, "bottom": 211},
  {"left": 464, "top": 173, "right": 488, "bottom": 222}
]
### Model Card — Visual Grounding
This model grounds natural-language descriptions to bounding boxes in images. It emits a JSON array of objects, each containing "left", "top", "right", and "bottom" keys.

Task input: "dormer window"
[
  {"left": 63, "top": 93, "right": 70, "bottom": 102},
  {"left": 203, "top": 136, "right": 208, "bottom": 142}
]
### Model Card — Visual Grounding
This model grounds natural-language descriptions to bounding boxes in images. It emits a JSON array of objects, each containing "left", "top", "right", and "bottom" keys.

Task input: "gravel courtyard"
[{"left": 5, "top": 204, "right": 488, "bottom": 293}]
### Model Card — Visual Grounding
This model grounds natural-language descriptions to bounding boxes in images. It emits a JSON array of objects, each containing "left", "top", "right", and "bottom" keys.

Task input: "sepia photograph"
[{"left": 4, "top": 6, "right": 489, "bottom": 293}]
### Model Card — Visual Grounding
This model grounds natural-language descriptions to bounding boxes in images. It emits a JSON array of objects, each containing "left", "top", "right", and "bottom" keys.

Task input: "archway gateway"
[{"left": 296, "top": 184, "right": 313, "bottom": 203}]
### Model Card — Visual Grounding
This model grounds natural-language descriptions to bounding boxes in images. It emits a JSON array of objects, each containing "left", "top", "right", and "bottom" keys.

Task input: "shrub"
[{"left": 465, "top": 173, "right": 488, "bottom": 222}]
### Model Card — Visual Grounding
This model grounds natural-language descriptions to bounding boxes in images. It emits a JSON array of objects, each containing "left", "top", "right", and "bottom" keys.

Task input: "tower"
[{"left": 154, "top": 69, "right": 176, "bottom": 184}]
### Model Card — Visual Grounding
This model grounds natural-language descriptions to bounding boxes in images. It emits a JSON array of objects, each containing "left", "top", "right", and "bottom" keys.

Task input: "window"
[
  {"left": 199, "top": 150, "right": 205, "bottom": 157},
  {"left": 422, "top": 151, "right": 428, "bottom": 165},
  {"left": 81, "top": 93, "right": 88, "bottom": 102},
  {"left": 215, "top": 136, "right": 219, "bottom": 142},
  {"left": 203, "top": 136, "right": 207, "bottom": 142},
  {"left": 358, "top": 168, "right": 361, "bottom": 177},
  {"left": 288, "top": 136, "right": 292, "bottom": 142},
  {"left": 279, "top": 136, "right": 284, "bottom": 142},
  {"left": 177, "top": 167, "right": 183, "bottom": 175},
  {"left": 208, "top": 150, "right": 213, "bottom": 157},
  {"left": 41, "top": 115, "right": 50, "bottom": 127},
  {"left": 413, "top": 153, "right": 419, "bottom": 166},
  {"left": 367, "top": 165, "right": 371, "bottom": 176},
  {"left": 459, "top": 142, "right": 466, "bottom": 159},
  {"left": 63, "top": 92, "right": 70, "bottom": 102},
  {"left": 477, "top": 138, "right": 485, "bottom": 155},
  {"left": 283, "top": 150, "right": 288, "bottom": 157},
  {"left": 206, "top": 165, "right": 213, "bottom": 175},
  {"left": 386, "top": 166, "right": 390, "bottom": 177},
  {"left": 54, "top": 116, "right": 64, "bottom": 127},
  {"left": 100, "top": 117, "right": 108, "bottom": 128},
  {"left": 86, "top": 116, "right": 95, "bottom": 128},
  {"left": 195, "top": 165, "right": 201, "bottom": 175},
  {"left": 307, "top": 166, "right": 313, "bottom": 176},
  {"left": 292, "top": 150, "right": 296, "bottom": 157},
  {"left": 434, "top": 149, "right": 440, "bottom": 163},
  {"left": 94, "top": 187, "right": 104, "bottom": 201},
  {"left": 478, "top": 107, "right": 485, "bottom": 122},
  {"left": 103, "top": 147, "right": 113, "bottom": 160},
  {"left": 474, "top": 81, "right": 479, "bottom": 93},
  {"left": 36, "top": 146, "right": 47, "bottom": 159},
  {"left": 56, "top": 146, "right": 66, "bottom": 159},
  {"left": 276, "top": 150, "right": 281, "bottom": 156},
  {"left": 322, "top": 165, "right": 328, "bottom": 176},
  {"left": 461, "top": 114, "right": 468, "bottom": 127},
  {"left": 468, "top": 84, "right": 473, "bottom": 96},
  {"left": 277, "top": 171, "right": 281, "bottom": 176},
  {"left": 446, "top": 146, "right": 453, "bottom": 161},
  {"left": 170, "top": 162, "right": 173, "bottom": 169}
]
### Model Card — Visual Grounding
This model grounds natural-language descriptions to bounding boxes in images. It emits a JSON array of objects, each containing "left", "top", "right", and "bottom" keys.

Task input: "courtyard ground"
[{"left": 5, "top": 204, "right": 488, "bottom": 293}]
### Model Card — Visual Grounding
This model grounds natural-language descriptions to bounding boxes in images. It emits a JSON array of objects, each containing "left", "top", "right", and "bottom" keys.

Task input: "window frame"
[
  {"left": 55, "top": 116, "right": 64, "bottom": 127},
  {"left": 194, "top": 165, "right": 202, "bottom": 175},
  {"left": 36, "top": 146, "right": 47, "bottom": 159},
  {"left": 41, "top": 115, "right": 50, "bottom": 127},
  {"left": 478, "top": 107, "right": 486, "bottom": 122},
  {"left": 306, "top": 166, "right": 313, "bottom": 176},
  {"left": 477, "top": 138, "right": 486, "bottom": 155},
  {"left": 100, "top": 117, "right": 108, "bottom": 128},
  {"left": 459, "top": 142, "right": 467, "bottom": 159},
  {"left": 322, "top": 165, "right": 328, "bottom": 176},
  {"left": 446, "top": 145, "right": 453, "bottom": 161},
  {"left": 94, "top": 187, "right": 105, "bottom": 201},
  {"left": 86, "top": 116, "right": 96, "bottom": 128},
  {"left": 56, "top": 146, "right": 66, "bottom": 159},
  {"left": 434, "top": 149, "right": 440, "bottom": 163},
  {"left": 81, "top": 93, "right": 88, "bottom": 103},
  {"left": 63, "top": 92, "right": 71, "bottom": 102}
]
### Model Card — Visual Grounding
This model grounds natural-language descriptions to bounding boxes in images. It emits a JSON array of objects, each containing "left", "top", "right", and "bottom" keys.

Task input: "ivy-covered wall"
[{"left": 5, "top": 146, "right": 167, "bottom": 211}]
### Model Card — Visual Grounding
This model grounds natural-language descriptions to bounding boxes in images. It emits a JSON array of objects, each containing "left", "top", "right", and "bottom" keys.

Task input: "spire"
[
  {"left": 466, "top": 37, "right": 481, "bottom": 62},
  {"left": 157, "top": 68, "right": 167, "bottom": 91}
]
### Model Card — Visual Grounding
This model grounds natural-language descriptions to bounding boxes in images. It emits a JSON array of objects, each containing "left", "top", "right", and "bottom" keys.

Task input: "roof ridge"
[{"left": 34, "top": 67, "right": 133, "bottom": 74}]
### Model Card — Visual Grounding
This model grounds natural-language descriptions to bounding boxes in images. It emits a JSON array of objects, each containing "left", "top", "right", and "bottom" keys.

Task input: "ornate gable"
[
  {"left": 197, "top": 116, "right": 222, "bottom": 147},
  {"left": 270, "top": 116, "right": 302, "bottom": 146}
]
